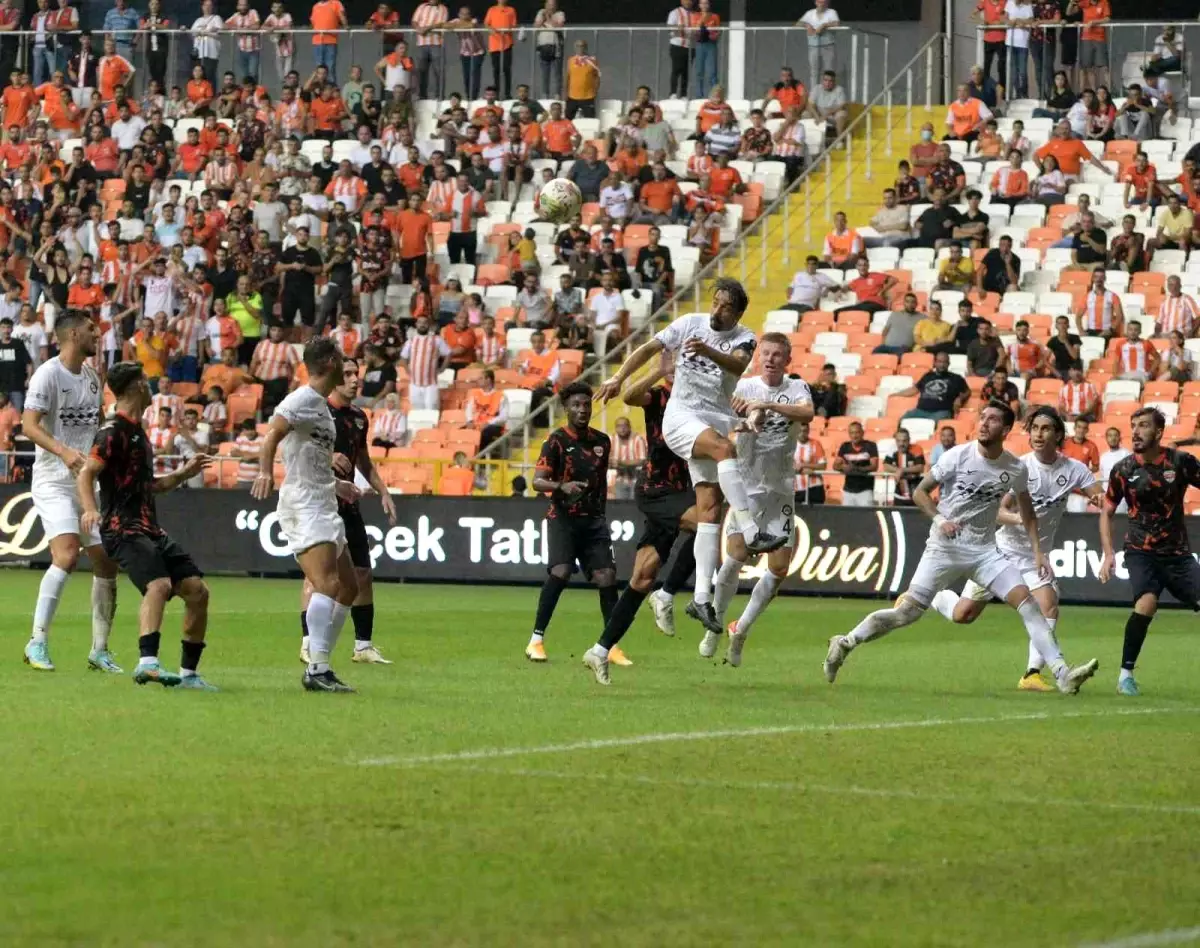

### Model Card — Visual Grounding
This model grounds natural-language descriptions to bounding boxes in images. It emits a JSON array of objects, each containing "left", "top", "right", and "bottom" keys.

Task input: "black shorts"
[
  {"left": 1125, "top": 549, "right": 1200, "bottom": 608},
  {"left": 103, "top": 532, "right": 202, "bottom": 596},
  {"left": 547, "top": 516, "right": 614, "bottom": 579},
  {"left": 341, "top": 504, "right": 371, "bottom": 570},
  {"left": 636, "top": 489, "right": 695, "bottom": 561}
]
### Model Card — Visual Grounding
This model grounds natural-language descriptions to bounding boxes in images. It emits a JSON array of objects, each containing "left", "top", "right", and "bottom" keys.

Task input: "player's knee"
[
  {"left": 593, "top": 568, "right": 616, "bottom": 587},
  {"left": 337, "top": 574, "right": 359, "bottom": 605},
  {"left": 710, "top": 436, "right": 736, "bottom": 462},
  {"left": 178, "top": 578, "right": 209, "bottom": 606},
  {"left": 145, "top": 577, "right": 173, "bottom": 601},
  {"left": 549, "top": 564, "right": 572, "bottom": 581},
  {"left": 952, "top": 605, "right": 979, "bottom": 625},
  {"left": 1134, "top": 594, "right": 1158, "bottom": 617},
  {"left": 694, "top": 495, "right": 722, "bottom": 523},
  {"left": 52, "top": 548, "right": 81, "bottom": 572},
  {"left": 768, "top": 565, "right": 789, "bottom": 581}
]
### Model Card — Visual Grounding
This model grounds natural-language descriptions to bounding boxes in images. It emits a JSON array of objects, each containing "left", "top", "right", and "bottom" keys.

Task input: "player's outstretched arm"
[
  {"left": 753, "top": 399, "right": 815, "bottom": 423},
  {"left": 622, "top": 365, "right": 666, "bottom": 407},
  {"left": 250, "top": 415, "right": 292, "bottom": 500},
  {"left": 683, "top": 337, "right": 752, "bottom": 376},
  {"left": 596, "top": 338, "right": 663, "bottom": 403},
  {"left": 153, "top": 455, "right": 213, "bottom": 493}
]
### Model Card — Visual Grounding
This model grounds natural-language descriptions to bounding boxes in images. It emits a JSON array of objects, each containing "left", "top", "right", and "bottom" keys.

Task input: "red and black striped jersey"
[
  {"left": 329, "top": 398, "right": 368, "bottom": 512},
  {"left": 1106, "top": 448, "right": 1200, "bottom": 555},
  {"left": 536, "top": 425, "right": 610, "bottom": 520},
  {"left": 90, "top": 412, "right": 161, "bottom": 538},
  {"left": 638, "top": 384, "right": 690, "bottom": 499}
]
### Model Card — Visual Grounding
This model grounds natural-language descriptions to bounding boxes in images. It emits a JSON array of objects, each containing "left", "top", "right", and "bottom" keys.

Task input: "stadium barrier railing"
[
  {"left": 475, "top": 32, "right": 949, "bottom": 472},
  {"left": 2, "top": 24, "right": 896, "bottom": 107},
  {"left": 0, "top": 480, "right": 1147, "bottom": 604}
]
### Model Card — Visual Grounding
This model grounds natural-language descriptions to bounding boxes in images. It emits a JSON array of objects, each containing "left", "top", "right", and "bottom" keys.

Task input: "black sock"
[
  {"left": 661, "top": 535, "right": 697, "bottom": 596},
  {"left": 139, "top": 631, "right": 161, "bottom": 659},
  {"left": 351, "top": 603, "right": 374, "bottom": 642},
  {"left": 181, "top": 639, "right": 206, "bottom": 673},
  {"left": 300, "top": 611, "right": 308, "bottom": 640},
  {"left": 1121, "top": 612, "right": 1153, "bottom": 671},
  {"left": 599, "top": 585, "right": 618, "bottom": 626},
  {"left": 533, "top": 574, "right": 569, "bottom": 634},
  {"left": 599, "top": 586, "right": 647, "bottom": 649}
]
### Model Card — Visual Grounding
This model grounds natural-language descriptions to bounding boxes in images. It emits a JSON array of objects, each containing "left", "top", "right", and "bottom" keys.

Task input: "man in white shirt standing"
[
  {"left": 666, "top": 0, "right": 693, "bottom": 99},
  {"left": 1099, "top": 425, "right": 1130, "bottom": 512},
  {"left": 1004, "top": 0, "right": 1034, "bottom": 98},
  {"left": 797, "top": 0, "right": 840, "bottom": 91},
  {"left": 111, "top": 102, "right": 146, "bottom": 154},
  {"left": 588, "top": 270, "right": 628, "bottom": 360},
  {"left": 190, "top": 0, "right": 224, "bottom": 87},
  {"left": 784, "top": 254, "right": 840, "bottom": 314},
  {"left": 825, "top": 399, "right": 1100, "bottom": 694}
]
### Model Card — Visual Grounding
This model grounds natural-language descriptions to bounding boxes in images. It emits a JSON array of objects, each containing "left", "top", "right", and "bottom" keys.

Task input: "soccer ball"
[{"left": 536, "top": 178, "right": 583, "bottom": 224}]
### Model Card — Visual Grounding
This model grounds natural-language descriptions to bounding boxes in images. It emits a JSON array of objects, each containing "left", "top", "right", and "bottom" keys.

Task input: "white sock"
[
  {"left": 590, "top": 643, "right": 609, "bottom": 659},
  {"left": 331, "top": 602, "right": 349, "bottom": 647},
  {"left": 180, "top": 668, "right": 197, "bottom": 677},
  {"left": 716, "top": 458, "right": 754, "bottom": 534},
  {"left": 712, "top": 558, "right": 743, "bottom": 621},
  {"left": 137, "top": 656, "right": 158, "bottom": 667},
  {"left": 737, "top": 571, "right": 782, "bottom": 635},
  {"left": 306, "top": 592, "right": 336, "bottom": 674},
  {"left": 930, "top": 589, "right": 959, "bottom": 622},
  {"left": 529, "top": 631, "right": 544, "bottom": 646},
  {"left": 1027, "top": 617, "right": 1053, "bottom": 671},
  {"left": 354, "top": 640, "right": 372, "bottom": 651},
  {"left": 301, "top": 634, "right": 310, "bottom": 652},
  {"left": 90, "top": 576, "right": 117, "bottom": 652},
  {"left": 847, "top": 597, "right": 924, "bottom": 646},
  {"left": 1016, "top": 597, "right": 1065, "bottom": 677},
  {"left": 692, "top": 522, "right": 722, "bottom": 605},
  {"left": 1119, "top": 667, "right": 1135, "bottom": 682},
  {"left": 32, "top": 564, "right": 70, "bottom": 643}
]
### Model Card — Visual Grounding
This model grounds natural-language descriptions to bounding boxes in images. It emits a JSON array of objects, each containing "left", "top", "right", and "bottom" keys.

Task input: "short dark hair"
[
  {"left": 107, "top": 361, "right": 145, "bottom": 397},
  {"left": 1025, "top": 404, "right": 1066, "bottom": 445},
  {"left": 806, "top": 254, "right": 819, "bottom": 264},
  {"left": 303, "top": 336, "right": 340, "bottom": 376},
  {"left": 55, "top": 310, "right": 89, "bottom": 336},
  {"left": 559, "top": 380, "right": 593, "bottom": 403},
  {"left": 713, "top": 276, "right": 749, "bottom": 317},
  {"left": 1131, "top": 406, "right": 1166, "bottom": 430},
  {"left": 983, "top": 398, "right": 1015, "bottom": 429},
  {"left": 1015, "top": 319, "right": 1029, "bottom": 329}
]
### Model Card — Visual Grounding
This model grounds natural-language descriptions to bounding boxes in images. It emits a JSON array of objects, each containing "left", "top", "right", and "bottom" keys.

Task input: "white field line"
[
  {"left": 427, "top": 764, "right": 1200, "bottom": 819},
  {"left": 357, "top": 706, "right": 1196, "bottom": 768},
  {"left": 1076, "top": 928, "right": 1200, "bottom": 948}
]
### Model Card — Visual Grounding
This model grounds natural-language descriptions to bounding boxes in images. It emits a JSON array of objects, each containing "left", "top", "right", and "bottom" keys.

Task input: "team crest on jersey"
[
  {"left": 593, "top": 445, "right": 605, "bottom": 457},
  {"left": 775, "top": 393, "right": 790, "bottom": 403},
  {"left": 782, "top": 504, "right": 793, "bottom": 518},
  {"left": 89, "top": 380, "right": 98, "bottom": 394},
  {"left": 1057, "top": 474, "right": 1068, "bottom": 486},
  {"left": 1165, "top": 469, "right": 1176, "bottom": 483},
  {"left": 718, "top": 340, "right": 731, "bottom": 352},
  {"left": 999, "top": 472, "right": 1010, "bottom": 483},
  {"left": 355, "top": 418, "right": 365, "bottom": 429}
]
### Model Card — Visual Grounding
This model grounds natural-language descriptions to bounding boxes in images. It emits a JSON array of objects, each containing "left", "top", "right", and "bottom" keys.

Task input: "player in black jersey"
[
  {"left": 299, "top": 357, "right": 398, "bottom": 665},
  {"left": 1100, "top": 406, "right": 1200, "bottom": 696},
  {"left": 525, "top": 381, "right": 617, "bottom": 663},
  {"left": 77, "top": 362, "right": 216, "bottom": 690},
  {"left": 578, "top": 352, "right": 701, "bottom": 684}
]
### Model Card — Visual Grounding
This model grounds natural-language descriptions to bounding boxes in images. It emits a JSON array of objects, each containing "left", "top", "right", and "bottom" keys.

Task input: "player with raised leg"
[
  {"left": 299, "top": 357, "right": 397, "bottom": 666},
  {"left": 579, "top": 352, "right": 698, "bottom": 684},
  {"left": 77, "top": 362, "right": 216, "bottom": 689},
  {"left": 252, "top": 338, "right": 360, "bottom": 693},
  {"left": 525, "top": 381, "right": 619, "bottom": 664},
  {"left": 929, "top": 406, "right": 1102, "bottom": 691},
  {"left": 1099, "top": 407, "right": 1200, "bottom": 696},
  {"left": 597, "top": 278, "right": 770, "bottom": 641},
  {"left": 708, "top": 333, "right": 813, "bottom": 665},
  {"left": 20, "top": 311, "right": 120, "bottom": 673},
  {"left": 824, "top": 400, "right": 1099, "bottom": 694}
]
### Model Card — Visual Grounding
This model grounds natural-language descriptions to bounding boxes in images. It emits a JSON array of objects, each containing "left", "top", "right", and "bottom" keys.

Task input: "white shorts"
[
  {"left": 961, "top": 548, "right": 1056, "bottom": 601},
  {"left": 33, "top": 478, "right": 101, "bottom": 547},
  {"left": 725, "top": 489, "right": 795, "bottom": 548},
  {"left": 841, "top": 489, "right": 874, "bottom": 507},
  {"left": 904, "top": 541, "right": 1027, "bottom": 608},
  {"left": 663, "top": 407, "right": 735, "bottom": 485},
  {"left": 409, "top": 384, "right": 441, "bottom": 411},
  {"left": 279, "top": 493, "right": 346, "bottom": 559}
]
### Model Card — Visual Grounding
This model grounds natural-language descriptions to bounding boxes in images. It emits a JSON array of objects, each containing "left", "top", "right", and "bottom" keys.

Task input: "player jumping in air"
[
  {"left": 579, "top": 351, "right": 699, "bottom": 684},
  {"left": 77, "top": 362, "right": 216, "bottom": 689},
  {"left": 824, "top": 400, "right": 1099, "bottom": 694},
  {"left": 597, "top": 278, "right": 773, "bottom": 640},
  {"left": 708, "top": 333, "right": 813, "bottom": 666},
  {"left": 252, "top": 338, "right": 360, "bottom": 693},
  {"left": 929, "top": 406, "right": 1103, "bottom": 691},
  {"left": 20, "top": 311, "right": 120, "bottom": 673},
  {"left": 525, "top": 381, "right": 618, "bottom": 663},
  {"left": 299, "top": 357, "right": 397, "bottom": 666},
  {"left": 1100, "top": 407, "right": 1200, "bottom": 696}
]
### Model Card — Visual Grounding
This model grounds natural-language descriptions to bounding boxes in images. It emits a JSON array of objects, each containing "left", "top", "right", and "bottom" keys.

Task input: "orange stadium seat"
[
  {"left": 475, "top": 263, "right": 511, "bottom": 285},
  {"left": 1143, "top": 381, "right": 1178, "bottom": 402},
  {"left": 1027, "top": 378, "right": 1063, "bottom": 403}
]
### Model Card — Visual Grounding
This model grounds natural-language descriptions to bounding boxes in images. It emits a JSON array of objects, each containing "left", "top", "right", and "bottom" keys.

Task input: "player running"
[
  {"left": 823, "top": 400, "right": 1099, "bottom": 694},
  {"left": 299, "top": 357, "right": 397, "bottom": 666},
  {"left": 77, "top": 362, "right": 216, "bottom": 689},
  {"left": 579, "top": 351, "right": 699, "bottom": 684},
  {"left": 708, "top": 333, "right": 813, "bottom": 666},
  {"left": 252, "top": 337, "right": 360, "bottom": 693},
  {"left": 929, "top": 406, "right": 1103, "bottom": 692},
  {"left": 1100, "top": 407, "right": 1200, "bottom": 696},
  {"left": 20, "top": 311, "right": 120, "bottom": 673},
  {"left": 525, "top": 381, "right": 618, "bottom": 664},
  {"left": 597, "top": 278, "right": 772, "bottom": 640}
]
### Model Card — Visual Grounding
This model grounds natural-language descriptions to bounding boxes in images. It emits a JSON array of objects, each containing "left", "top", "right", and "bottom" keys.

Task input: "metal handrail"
[{"left": 474, "top": 32, "right": 947, "bottom": 469}]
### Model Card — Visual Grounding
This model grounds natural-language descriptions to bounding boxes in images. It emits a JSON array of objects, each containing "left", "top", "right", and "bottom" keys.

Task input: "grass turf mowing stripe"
[
  {"left": 357, "top": 705, "right": 1198, "bottom": 767},
  {"left": 1077, "top": 927, "right": 1200, "bottom": 948}
]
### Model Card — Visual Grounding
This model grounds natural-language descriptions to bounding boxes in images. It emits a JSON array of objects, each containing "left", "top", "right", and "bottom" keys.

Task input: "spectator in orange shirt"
[
  {"left": 483, "top": 0, "right": 518, "bottom": 97},
  {"left": 635, "top": 161, "right": 683, "bottom": 224},
  {"left": 1, "top": 70, "right": 37, "bottom": 130},
  {"left": 541, "top": 101, "right": 580, "bottom": 160},
  {"left": 396, "top": 190, "right": 434, "bottom": 282},
  {"left": 310, "top": 0, "right": 348, "bottom": 82},
  {"left": 1034, "top": 120, "right": 1110, "bottom": 180},
  {"left": 97, "top": 35, "right": 134, "bottom": 102},
  {"left": 441, "top": 309, "right": 478, "bottom": 370},
  {"left": 694, "top": 86, "right": 726, "bottom": 135},
  {"left": 1062, "top": 417, "right": 1100, "bottom": 470},
  {"left": 765, "top": 66, "right": 806, "bottom": 113},
  {"left": 438, "top": 451, "right": 476, "bottom": 495},
  {"left": 184, "top": 64, "right": 214, "bottom": 116},
  {"left": 708, "top": 152, "right": 746, "bottom": 198},
  {"left": 308, "top": 82, "right": 347, "bottom": 140},
  {"left": 1078, "top": 0, "right": 1110, "bottom": 92}
]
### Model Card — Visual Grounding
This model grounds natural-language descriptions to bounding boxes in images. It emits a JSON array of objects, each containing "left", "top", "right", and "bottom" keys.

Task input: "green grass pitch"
[{"left": 2, "top": 572, "right": 1198, "bottom": 948}]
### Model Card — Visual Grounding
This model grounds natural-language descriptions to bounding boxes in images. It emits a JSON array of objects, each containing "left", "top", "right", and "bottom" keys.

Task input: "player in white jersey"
[
  {"left": 598, "top": 278, "right": 775, "bottom": 638},
  {"left": 929, "top": 406, "right": 1103, "bottom": 691},
  {"left": 823, "top": 400, "right": 1100, "bottom": 694},
  {"left": 707, "top": 333, "right": 813, "bottom": 666},
  {"left": 20, "top": 311, "right": 120, "bottom": 673},
  {"left": 251, "top": 337, "right": 360, "bottom": 693}
]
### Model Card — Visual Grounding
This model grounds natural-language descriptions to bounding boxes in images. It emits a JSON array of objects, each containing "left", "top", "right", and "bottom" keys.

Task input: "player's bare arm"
[
  {"left": 23, "top": 407, "right": 86, "bottom": 475},
  {"left": 995, "top": 492, "right": 1022, "bottom": 527},
  {"left": 682, "top": 337, "right": 751, "bottom": 376},
  {"left": 250, "top": 415, "right": 292, "bottom": 499},
  {"left": 1015, "top": 490, "right": 1046, "bottom": 575},
  {"left": 76, "top": 456, "right": 103, "bottom": 535},
  {"left": 914, "top": 473, "right": 957, "bottom": 536},
  {"left": 356, "top": 452, "right": 397, "bottom": 526},
  {"left": 622, "top": 365, "right": 666, "bottom": 407},
  {"left": 596, "top": 337, "right": 664, "bottom": 403},
  {"left": 1098, "top": 501, "right": 1116, "bottom": 583},
  {"left": 153, "top": 455, "right": 213, "bottom": 493}
]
